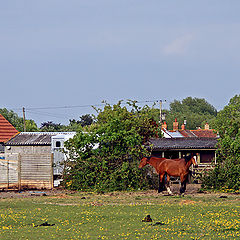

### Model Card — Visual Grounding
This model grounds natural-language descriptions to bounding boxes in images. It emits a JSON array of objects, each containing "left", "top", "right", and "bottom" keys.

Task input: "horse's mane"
[{"left": 184, "top": 155, "right": 192, "bottom": 163}]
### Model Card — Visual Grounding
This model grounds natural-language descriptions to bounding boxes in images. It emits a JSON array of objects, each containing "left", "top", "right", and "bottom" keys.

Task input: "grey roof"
[
  {"left": 149, "top": 137, "right": 218, "bottom": 150},
  {"left": 5, "top": 132, "right": 75, "bottom": 146}
]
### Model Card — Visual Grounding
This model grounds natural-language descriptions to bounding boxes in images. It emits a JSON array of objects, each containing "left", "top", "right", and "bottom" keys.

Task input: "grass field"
[{"left": 0, "top": 190, "right": 239, "bottom": 239}]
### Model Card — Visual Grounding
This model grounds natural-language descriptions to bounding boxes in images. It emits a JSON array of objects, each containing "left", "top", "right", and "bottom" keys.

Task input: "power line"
[
  {"left": 26, "top": 103, "right": 105, "bottom": 110},
  {"left": 6, "top": 100, "right": 169, "bottom": 124},
  {"left": 27, "top": 110, "right": 74, "bottom": 119},
  {"left": 10, "top": 99, "right": 162, "bottom": 111}
]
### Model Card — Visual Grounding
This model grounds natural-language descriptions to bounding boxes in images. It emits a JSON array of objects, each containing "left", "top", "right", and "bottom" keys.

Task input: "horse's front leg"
[
  {"left": 158, "top": 174, "right": 165, "bottom": 193},
  {"left": 166, "top": 174, "right": 173, "bottom": 195}
]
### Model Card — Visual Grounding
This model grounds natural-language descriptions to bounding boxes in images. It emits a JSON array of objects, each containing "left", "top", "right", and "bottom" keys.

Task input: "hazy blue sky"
[{"left": 1, "top": 1, "right": 240, "bottom": 125}]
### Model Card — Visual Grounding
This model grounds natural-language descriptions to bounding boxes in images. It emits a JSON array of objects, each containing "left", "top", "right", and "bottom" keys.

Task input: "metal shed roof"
[
  {"left": 5, "top": 132, "right": 76, "bottom": 146},
  {"left": 149, "top": 137, "right": 218, "bottom": 151}
]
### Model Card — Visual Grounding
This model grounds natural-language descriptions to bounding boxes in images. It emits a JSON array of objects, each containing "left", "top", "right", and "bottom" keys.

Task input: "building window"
[{"left": 56, "top": 141, "right": 61, "bottom": 148}]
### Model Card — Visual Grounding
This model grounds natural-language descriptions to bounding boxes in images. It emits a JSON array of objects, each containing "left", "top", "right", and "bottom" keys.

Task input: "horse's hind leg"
[{"left": 180, "top": 175, "right": 187, "bottom": 195}]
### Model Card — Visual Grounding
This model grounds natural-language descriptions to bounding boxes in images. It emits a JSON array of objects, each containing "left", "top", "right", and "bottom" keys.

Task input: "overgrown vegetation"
[
  {"left": 63, "top": 101, "right": 159, "bottom": 191},
  {"left": 202, "top": 95, "right": 240, "bottom": 191}
]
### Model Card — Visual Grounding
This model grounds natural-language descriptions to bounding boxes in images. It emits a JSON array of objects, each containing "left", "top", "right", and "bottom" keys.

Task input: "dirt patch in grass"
[
  {"left": 0, "top": 184, "right": 237, "bottom": 201},
  {"left": 48, "top": 194, "right": 75, "bottom": 199},
  {"left": 0, "top": 188, "right": 74, "bottom": 199},
  {"left": 179, "top": 200, "right": 197, "bottom": 205}
]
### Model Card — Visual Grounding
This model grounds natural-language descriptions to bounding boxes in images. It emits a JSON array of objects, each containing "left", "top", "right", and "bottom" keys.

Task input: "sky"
[{"left": 1, "top": 1, "right": 240, "bottom": 126}]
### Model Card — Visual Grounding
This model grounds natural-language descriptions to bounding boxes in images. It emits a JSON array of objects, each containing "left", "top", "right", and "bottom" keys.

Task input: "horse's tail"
[{"left": 163, "top": 172, "right": 167, "bottom": 191}]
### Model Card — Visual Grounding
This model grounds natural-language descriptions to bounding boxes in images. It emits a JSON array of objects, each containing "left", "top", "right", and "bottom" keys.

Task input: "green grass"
[{"left": 0, "top": 191, "right": 239, "bottom": 239}]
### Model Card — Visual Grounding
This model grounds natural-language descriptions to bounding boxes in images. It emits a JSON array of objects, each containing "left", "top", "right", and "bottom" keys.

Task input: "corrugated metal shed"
[
  {"left": 150, "top": 137, "right": 218, "bottom": 150},
  {"left": 6, "top": 132, "right": 75, "bottom": 146},
  {"left": 0, "top": 114, "right": 19, "bottom": 143}
]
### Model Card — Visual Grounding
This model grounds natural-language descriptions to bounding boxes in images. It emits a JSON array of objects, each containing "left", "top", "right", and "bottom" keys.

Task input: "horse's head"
[
  {"left": 139, "top": 157, "right": 150, "bottom": 168},
  {"left": 191, "top": 155, "right": 198, "bottom": 168},
  {"left": 184, "top": 154, "right": 198, "bottom": 167}
]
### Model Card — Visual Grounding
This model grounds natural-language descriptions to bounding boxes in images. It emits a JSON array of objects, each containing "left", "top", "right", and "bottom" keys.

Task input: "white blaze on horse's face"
[{"left": 193, "top": 156, "right": 198, "bottom": 166}]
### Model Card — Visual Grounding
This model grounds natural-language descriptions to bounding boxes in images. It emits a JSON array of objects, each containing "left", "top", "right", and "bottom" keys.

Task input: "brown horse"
[
  {"left": 139, "top": 156, "right": 182, "bottom": 193},
  {"left": 139, "top": 157, "right": 166, "bottom": 172},
  {"left": 158, "top": 155, "right": 198, "bottom": 195}
]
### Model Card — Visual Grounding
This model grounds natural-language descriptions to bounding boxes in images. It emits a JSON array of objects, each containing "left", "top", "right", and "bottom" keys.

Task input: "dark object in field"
[
  {"left": 35, "top": 222, "right": 55, "bottom": 227},
  {"left": 219, "top": 195, "right": 228, "bottom": 198},
  {"left": 142, "top": 215, "right": 152, "bottom": 222},
  {"left": 152, "top": 222, "right": 165, "bottom": 226},
  {"left": 30, "top": 191, "right": 47, "bottom": 196},
  {"left": 81, "top": 197, "right": 86, "bottom": 199}
]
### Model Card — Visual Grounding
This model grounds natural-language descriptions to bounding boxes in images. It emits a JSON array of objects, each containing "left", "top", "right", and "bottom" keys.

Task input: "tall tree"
[
  {"left": 165, "top": 97, "right": 217, "bottom": 130},
  {"left": 170, "top": 97, "right": 217, "bottom": 116}
]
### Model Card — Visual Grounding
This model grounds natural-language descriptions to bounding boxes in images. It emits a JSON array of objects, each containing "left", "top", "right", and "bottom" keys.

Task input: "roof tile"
[{"left": 0, "top": 114, "right": 19, "bottom": 142}]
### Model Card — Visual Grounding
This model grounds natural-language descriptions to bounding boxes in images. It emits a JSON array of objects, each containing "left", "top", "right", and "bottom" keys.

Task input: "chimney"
[
  {"left": 173, "top": 118, "right": 178, "bottom": 131},
  {"left": 162, "top": 121, "right": 167, "bottom": 129},
  {"left": 205, "top": 122, "right": 210, "bottom": 130}
]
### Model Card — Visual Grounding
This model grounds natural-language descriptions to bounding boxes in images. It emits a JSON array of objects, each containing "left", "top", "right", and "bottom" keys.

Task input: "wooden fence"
[
  {"left": 0, "top": 153, "right": 53, "bottom": 190},
  {"left": 190, "top": 163, "right": 215, "bottom": 183}
]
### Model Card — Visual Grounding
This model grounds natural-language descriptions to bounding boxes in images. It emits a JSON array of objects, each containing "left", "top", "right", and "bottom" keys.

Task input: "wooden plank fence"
[
  {"left": 0, "top": 153, "right": 19, "bottom": 189},
  {"left": 0, "top": 153, "right": 53, "bottom": 190},
  {"left": 190, "top": 163, "right": 215, "bottom": 183}
]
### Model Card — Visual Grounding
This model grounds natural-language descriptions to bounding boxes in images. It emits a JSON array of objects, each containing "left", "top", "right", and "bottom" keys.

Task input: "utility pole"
[
  {"left": 22, "top": 107, "right": 26, "bottom": 132},
  {"left": 159, "top": 100, "right": 166, "bottom": 126},
  {"left": 159, "top": 100, "right": 162, "bottom": 125}
]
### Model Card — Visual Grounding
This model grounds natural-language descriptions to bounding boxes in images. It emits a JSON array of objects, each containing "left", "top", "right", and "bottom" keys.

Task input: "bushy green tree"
[
  {"left": 40, "top": 121, "right": 64, "bottom": 132},
  {"left": 65, "top": 114, "right": 95, "bottom": 131},
  {"left": 165, "top": 97, "right": 217, "bottom": 130},
  {"left": 202, "top": 95, "right": 240, "bottom": 191},
  {"left": 63, "top": 101, "right": 159, "bottom": 191}
]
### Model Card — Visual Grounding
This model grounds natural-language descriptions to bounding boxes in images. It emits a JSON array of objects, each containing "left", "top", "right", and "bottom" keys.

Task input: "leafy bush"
[
  {"left": 202, "top": 95, "right": 240, "bottom": 191},
  {"left": 63, "top": 101, "right": 159, "bottom": 192}
]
